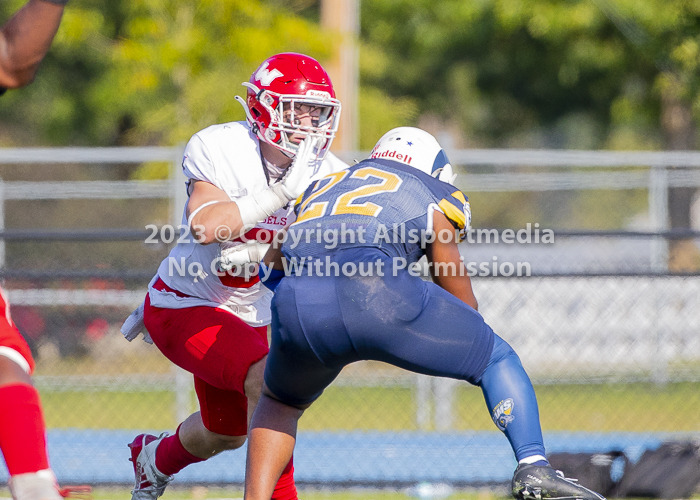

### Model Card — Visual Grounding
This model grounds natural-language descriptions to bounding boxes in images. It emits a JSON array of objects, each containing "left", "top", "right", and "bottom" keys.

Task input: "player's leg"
[
  {"left": 166, "top": 369, "right": 297, "bottom": 494},
  {"left": 0, "top": 289, "right": 55, "bottom": 500},
  {"left": 479, "top": 339, "right": 606, "bottom": 500},
  {"left": 245, "top": 277, "right": 345, "bottom": 500},
  {"left": 130, "top": 300, "right": 262, "bottom": 499},
  {"left": 128, "top": 380, "right": 265, "bottom": 498},
  {"left": 168, "top": 343, "right": 297, "bottom": 500},
  {"left": 244, "top": 389, "right": 305, "bottom": 500},
  {"left": 0, "top": 305, "right": 61, "bottom": 500},
  {"left": 165, "top": 411, "right": 245, "bottom": 463},
  {"left": 477, "top": 334, "right": 605, "bottom": 500},
  {"left": 0, "top": 357, "right": 48, "bottom": 476},
  {"left": 337, "top": 274, "right": 545, "bottom": 458},
  {"left": 134, "top": 297, "right": 297, "bottom": 500},
  {"left": 339, "top": 275, "right": 605, "bottom": 500},
  {"left": 0, "top": 290, "right": 90, "bottom": 500},
  {"left": 0, "top": 357, "right": 62, "bottom": 500},
  {"left": 478, "top": 335, "right": 546, "bottom": 462},
  {"left": 242, "top": 355, "right": 298, "bottom": 500}
]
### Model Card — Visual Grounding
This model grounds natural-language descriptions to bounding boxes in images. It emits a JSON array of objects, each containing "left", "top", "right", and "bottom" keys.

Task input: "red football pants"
[{"left": 143, "top": 290, "right": 269, "bottom": 436}]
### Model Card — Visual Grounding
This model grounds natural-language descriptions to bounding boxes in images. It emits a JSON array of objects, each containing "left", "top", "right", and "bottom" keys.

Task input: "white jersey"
[{"left": 150, "top": 121, "right": 349, "bottom": 326}]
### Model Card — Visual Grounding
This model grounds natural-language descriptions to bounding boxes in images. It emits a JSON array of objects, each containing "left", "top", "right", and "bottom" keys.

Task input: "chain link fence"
[{"left": 0, "top": 147, "right": 698, "bottom": 488}]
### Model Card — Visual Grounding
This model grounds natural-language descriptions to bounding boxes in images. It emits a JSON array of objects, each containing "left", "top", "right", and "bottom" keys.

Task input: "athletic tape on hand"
[
  {"left": 236, "top": 137, "right": 320, "bottom": 227},
  {"left": 278, "top": 136, "right": 321, "bottom": 200},
  {"left": 235, "top": 185, "right": 290, "bottom": 228},
  {"left": 218, "top": 241, "right": 271, "bottom": 270}
]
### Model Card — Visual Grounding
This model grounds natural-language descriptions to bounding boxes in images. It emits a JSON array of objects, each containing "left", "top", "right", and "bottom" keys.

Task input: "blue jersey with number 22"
[
  {"left": 284, "top": 158, "right": 471, "bottom": 264},
  {"left": 267, "top": 159, "right": 544, "bottom": 465}
]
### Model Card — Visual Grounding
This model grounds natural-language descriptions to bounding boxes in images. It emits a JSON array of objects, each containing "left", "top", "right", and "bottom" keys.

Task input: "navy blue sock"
[{"left": 477, "top": 335, "right": 546, "bottom": 462}]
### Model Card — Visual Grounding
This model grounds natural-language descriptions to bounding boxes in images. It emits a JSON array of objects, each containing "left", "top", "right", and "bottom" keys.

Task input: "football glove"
[
  {"left": 217, "top": 240, "right": 271, "bottom": 271},
  {"left": 236, "top": 136, "right": 321, "bottom": 227}
]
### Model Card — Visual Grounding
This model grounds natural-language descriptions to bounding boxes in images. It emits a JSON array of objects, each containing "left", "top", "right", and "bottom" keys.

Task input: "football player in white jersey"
[{"left": 121, "top": 53, "right": 347, "bottom": 500}]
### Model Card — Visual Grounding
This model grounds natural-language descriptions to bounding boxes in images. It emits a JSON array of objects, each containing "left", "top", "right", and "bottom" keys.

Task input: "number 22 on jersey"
[{"left": 295, "top": 167, "right": 403, "bottom": 224}]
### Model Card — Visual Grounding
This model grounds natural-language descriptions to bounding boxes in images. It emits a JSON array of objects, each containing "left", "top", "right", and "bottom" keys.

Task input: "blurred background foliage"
[
  {"left": 362, "top": 0, "right": 700, "bottom": 152},
  {"left": 0, "top": 0, "right": 333, "bottom": 147},
  {"left": 0, "top": 0, "right": 699, "bottom": 229},
  {"left": 0, "top": 0, "right": 699, "bottom": 366}
]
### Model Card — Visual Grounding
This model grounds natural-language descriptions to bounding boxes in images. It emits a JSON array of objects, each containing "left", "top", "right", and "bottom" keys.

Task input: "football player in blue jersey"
[{"left": 243, "top": 128, "right": 606, "bottom": 500}]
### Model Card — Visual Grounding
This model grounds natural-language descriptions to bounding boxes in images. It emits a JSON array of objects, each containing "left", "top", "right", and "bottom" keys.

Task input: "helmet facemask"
[
  {"left": 239, "top": 82, "right": 341, "bottom": 160},
  {"left": 430, "top": 150, "right": 457, "bottom": 184}
]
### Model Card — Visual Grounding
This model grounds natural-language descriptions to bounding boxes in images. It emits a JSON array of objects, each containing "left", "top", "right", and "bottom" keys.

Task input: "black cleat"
[{"left": 512, "top": 464, "right": 607, "bottom": 500}]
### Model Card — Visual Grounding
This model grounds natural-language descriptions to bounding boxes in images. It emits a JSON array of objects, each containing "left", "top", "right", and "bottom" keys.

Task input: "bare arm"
[
  {"left": 425, "top": 211, "right": 478, "bottom": 310},
  {"left": 0, "top": 0, "right": 65, "bottom": 89},
  {"left": 187, "top": 180, "right": 247, "bottom": 245}
]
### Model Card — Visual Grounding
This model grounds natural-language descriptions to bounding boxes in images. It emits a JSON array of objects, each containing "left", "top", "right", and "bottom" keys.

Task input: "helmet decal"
[
  {"left": 370, "top": 127, "right": 456, "bottom": 185},
  {"left": 255, "top": 62, "right": 284, "bottom": 87}
]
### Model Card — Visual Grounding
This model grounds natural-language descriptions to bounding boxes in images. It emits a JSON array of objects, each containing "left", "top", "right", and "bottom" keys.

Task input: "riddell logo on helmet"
[
  {"left": 370, "top": 149, "right": 412, "bottom": 164},
  {"left": 305, "top": 90, "right": 331, "bottom": 99}
]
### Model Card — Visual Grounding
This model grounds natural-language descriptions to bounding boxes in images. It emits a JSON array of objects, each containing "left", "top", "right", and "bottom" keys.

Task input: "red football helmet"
[{"left": 236, "top": 53, "right": 342, "bottom": 159}]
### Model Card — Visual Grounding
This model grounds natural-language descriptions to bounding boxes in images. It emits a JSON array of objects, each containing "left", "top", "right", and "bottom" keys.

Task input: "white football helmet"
[{"left": 369, "top": 127, "right": 456, "bottom": 184}]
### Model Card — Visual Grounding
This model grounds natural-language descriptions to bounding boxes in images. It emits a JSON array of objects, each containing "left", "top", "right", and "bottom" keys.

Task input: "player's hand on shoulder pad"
[{"left": 278, "top": 136, "right": 321, "bottom": 200}]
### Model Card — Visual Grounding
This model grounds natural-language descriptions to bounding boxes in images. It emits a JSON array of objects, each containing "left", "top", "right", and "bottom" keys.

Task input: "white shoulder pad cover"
[{"left": 182, "top": 133, "right": 218, "bottom": 187}]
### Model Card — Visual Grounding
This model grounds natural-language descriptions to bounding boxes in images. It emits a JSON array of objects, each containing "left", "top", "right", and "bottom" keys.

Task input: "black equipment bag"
[
  {"left": 547, "top": 451, "right": 628, "bottom": 497},
  {"left": 615, "top": 440, "right": 700, "bottom": 499}
]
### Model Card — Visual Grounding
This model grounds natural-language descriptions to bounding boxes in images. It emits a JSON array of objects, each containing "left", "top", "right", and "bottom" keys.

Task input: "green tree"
[
  {"left": 97, "top": 0, "right": 337, "bottom": 147},
  {"left": 359, "top": 0, "right": 691, "bottom": 149},
  {"left": 359, "top": 0, "right": 700, "bottom": 232},
  {"left": 0, "top": 0, "right": 334, "bottom": 148}
]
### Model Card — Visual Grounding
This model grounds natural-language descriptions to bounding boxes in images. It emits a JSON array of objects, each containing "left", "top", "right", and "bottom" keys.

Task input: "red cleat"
[{"left": 128, "top": 433, "right": 173, "bottom": 500}]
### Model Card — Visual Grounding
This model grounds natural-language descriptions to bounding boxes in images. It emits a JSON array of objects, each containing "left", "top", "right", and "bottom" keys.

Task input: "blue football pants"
[{"left": 266, "top": 271, "right": 545, "bottom": 461}]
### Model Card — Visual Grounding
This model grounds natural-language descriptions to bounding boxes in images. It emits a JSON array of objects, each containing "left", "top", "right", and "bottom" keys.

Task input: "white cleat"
[
  {"left": 128, "top": 433, "right": 174, "bottom": 500},
  {"left": 9, "top": 469, "right": 62, "bottom": 500}
]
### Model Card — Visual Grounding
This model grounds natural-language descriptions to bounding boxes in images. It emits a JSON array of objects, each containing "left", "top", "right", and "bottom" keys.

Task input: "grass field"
[
  {"left": 32, "top": 338, "right": 700, "bottom": 432},
  {"left": 0, "top": 486, "right": 513, "bottom": 500},
  {"left": 38, "top": 381, "right": 700, "bottom": 432},
  {"left": 1, "top": 486, "right": 698, "bottom": 500}
]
